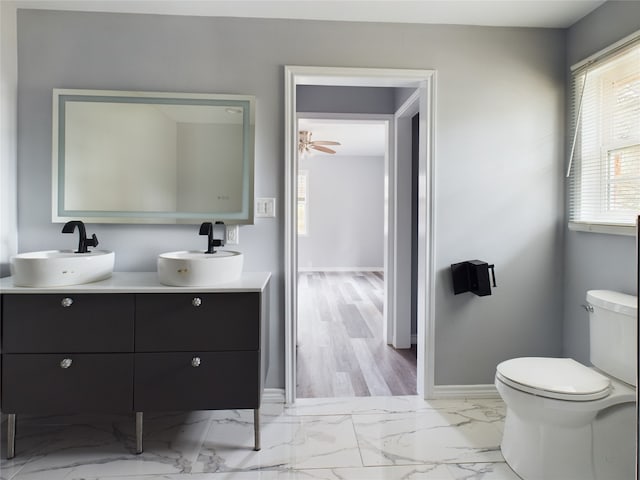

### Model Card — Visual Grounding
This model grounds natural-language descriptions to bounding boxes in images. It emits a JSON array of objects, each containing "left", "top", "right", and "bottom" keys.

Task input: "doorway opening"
[
  {"left": 284, "top": 66, "right": 436, "bottom": 404},
  {"left": 295, "top": 115, "right": 417, "bottom": 398}
]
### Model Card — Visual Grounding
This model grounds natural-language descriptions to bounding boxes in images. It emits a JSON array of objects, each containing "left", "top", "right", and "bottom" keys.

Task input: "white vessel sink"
[
  {"left": 157, "top": 250, "right": 244, "bottom": 287},
  {"left": 10, "top": 250, "right": 115, "bottom": 287}
]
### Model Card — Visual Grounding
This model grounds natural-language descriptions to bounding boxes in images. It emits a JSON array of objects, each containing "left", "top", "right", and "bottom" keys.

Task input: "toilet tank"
[{"left": 587, "top": 290, "right": 637, "bottom": 386}]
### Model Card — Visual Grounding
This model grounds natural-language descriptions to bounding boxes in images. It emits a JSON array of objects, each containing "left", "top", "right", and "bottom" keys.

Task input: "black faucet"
[
  {"left": 199, "top": 221, "right": 226, "bottom": 254},
  {"left": 62, "top": 221, "right": 99, "bottom": 253}
]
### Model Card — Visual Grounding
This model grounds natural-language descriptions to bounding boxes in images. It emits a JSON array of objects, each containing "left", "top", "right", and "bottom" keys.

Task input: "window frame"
[{"left": 567, "top": 32, "right": 640, "bottom": 236}]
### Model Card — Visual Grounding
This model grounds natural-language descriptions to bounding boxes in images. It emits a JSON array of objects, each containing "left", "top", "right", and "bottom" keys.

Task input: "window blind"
[{"left": 568, "top": 36, "right": 640, "bottom": 230}]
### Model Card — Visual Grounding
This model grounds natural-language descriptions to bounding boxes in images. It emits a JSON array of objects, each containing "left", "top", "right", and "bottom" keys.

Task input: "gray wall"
[
  {"left": 432, "top": 27, "right": 565, "bottom": 384},
  {"left": 394, "top": 88, "right": 418, "bottom": 111},
  {"left": 563, "top": 1, "right": 640, "bottom": 364},
  {"left": 297, "top": 154, "right": 384, "bottom": 270},
  {"left": 297, "top": 86, "right": 396, "bottom": 114},
  {"left": 0, "top": 2, "right": 18, "bottom": 277},
  {"left": 14, "top": 9, "right": 566, "bottom": 387}
]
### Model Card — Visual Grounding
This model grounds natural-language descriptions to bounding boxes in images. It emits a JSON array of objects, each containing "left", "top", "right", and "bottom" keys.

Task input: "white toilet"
[{"left": 495, "top": 290, "right": 637, "bottom": 480}]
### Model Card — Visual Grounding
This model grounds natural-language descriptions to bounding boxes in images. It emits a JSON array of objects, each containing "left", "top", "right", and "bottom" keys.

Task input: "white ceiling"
[{"left": 13, "top": 0, "right": 606, "bottom": 29}]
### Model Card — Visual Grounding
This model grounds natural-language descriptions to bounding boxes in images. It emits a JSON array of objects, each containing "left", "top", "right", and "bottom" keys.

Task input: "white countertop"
[{"left": 0, "top": 271, "right": 271, "bottom": 294}]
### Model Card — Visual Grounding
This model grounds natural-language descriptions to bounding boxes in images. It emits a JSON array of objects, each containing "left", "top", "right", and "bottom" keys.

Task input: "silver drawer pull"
[
  {"left": 192, "top": 297, "right": 202, "bottom": 307},
  {"left": 191, "top": 356, "right": 201, "bottom": 367},
  {"left": 61, "top": 297, "right": 74, "bottom": 308},
  {"left": 60, "top": 358, "right": 73, "bottom": 369}
]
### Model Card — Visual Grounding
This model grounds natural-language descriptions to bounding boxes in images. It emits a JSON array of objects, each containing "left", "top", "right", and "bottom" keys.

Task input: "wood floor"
[{"left": 296, "top": 271, "right": 417, "bottom": 398}]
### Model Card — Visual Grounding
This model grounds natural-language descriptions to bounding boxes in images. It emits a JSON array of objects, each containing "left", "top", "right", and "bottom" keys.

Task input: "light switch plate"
[{"left": 256, "top": 197, "right": 276, "bottom": 218}]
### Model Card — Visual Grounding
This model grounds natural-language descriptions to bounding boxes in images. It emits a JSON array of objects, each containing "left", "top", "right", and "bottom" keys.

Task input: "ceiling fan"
[{"left": 298, "top": 130, "right": 341, "bottom": 155}]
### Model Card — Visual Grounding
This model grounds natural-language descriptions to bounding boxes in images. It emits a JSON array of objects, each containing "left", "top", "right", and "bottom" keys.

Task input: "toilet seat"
[{"left": 496, "top": 357, "right": 611, "bottom": 401}]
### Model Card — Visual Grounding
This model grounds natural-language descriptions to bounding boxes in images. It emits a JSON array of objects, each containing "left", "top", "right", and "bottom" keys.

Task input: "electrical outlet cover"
[{"left": 226, "top": 225, "right": 239, "bottom": 245}]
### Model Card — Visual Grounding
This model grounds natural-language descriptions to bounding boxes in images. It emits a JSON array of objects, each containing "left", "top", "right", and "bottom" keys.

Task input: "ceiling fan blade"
[
  {"left": 312, "top": 145, "right": 337, "bottom": 154},
  {"left": 311, "top": 140, "right": 341, "bottom": 146}
]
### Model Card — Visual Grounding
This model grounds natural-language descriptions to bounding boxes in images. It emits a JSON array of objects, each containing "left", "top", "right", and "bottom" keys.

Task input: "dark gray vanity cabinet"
[
  {"left": 0, "top": 272, "right": 270, "bottom": 458},
  {"left": 1, "top": 294, "right": 135, "bottom": 414},
  {"left": 2, "top": 353, "right": 134, "bottom": 413},
  {"left": 134, "top": 351, "right": 260, "bottom": 411},
  {"left": 133, "top": 293, "right": 263, "bottom": 412},
  {"left": 134, "top": 293, "right": 260, "bottom": 352}
]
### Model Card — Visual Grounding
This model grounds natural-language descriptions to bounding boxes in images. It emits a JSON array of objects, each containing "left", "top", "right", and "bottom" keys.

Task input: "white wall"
[
  {"left": 12, "top": 10, "right": 566, "bottom": 387},
  {"left": 298, "top": 154, "right": 384, "bottom": 270},
  {"left": 563, "top": 1, "right": 640, "bottom": 363}
]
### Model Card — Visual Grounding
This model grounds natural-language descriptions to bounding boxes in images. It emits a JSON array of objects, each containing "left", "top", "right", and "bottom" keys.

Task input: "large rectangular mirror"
[{"left": 52, "top": 89, "right": 255, "bottom": 224}]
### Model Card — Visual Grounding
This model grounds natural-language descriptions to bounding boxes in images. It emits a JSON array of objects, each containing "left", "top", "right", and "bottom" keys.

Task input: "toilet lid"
[{"left": 496, "top": 357, "right": 611, "bottom": 401}]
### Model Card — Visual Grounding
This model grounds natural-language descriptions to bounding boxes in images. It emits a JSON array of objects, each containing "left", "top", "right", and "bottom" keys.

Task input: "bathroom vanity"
[{"left": 0, "top": 271, "right": 270, "bottom": 458}]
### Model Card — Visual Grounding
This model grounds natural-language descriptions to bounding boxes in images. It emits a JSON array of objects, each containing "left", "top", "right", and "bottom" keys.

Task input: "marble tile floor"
[{"left": 0, "top": 396, "right": 521, "bottom": 480}]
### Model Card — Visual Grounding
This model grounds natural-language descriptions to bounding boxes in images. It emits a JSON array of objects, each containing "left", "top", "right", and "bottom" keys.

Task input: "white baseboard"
[
  {"left": 263, "top": 386, "right": 497, "bottom": 403},
  {"left": 297, "top": 267, "right": 383, "bottom": 272},
  {"left": 262, "top": 388, "right": 286, "bottom": 404},
  {"left": 431, "top": 384, "right": 499, "bottom": 399}
]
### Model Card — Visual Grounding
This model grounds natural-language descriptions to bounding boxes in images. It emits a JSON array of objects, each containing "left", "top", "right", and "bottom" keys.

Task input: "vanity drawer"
[
  {"left": 2, "top": 294, "right": 134, "bottom": 353},
  {"left": 134, "top": 351, "right": 259, "bottom": 411},
  {"left": 135, "top": 293, "right": 260, "bottom": 352},
  {"left": 1, "top": 353, "right": 134, "bottom": 413}
]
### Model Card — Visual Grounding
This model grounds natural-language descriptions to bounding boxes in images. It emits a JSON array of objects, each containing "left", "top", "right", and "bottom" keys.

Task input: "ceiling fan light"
[{"left": 298, "top": 130, "right": 339, "bottom": 155}]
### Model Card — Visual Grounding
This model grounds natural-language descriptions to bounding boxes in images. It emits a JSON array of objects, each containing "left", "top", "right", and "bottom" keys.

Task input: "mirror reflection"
[{"left": 52, "top": 89, "right": 255, "bottom": 224}]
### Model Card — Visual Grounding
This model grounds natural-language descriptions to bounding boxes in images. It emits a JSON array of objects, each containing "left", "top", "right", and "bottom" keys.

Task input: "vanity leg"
[
  {"left": 7, "top": 414, "right": 16, "bottom": 459},
  {"left": 253, "top": 408, "right": 260, "bottom": 451},
  {"left": 135, "top": 412, "right": 143, "bottom": 454}
]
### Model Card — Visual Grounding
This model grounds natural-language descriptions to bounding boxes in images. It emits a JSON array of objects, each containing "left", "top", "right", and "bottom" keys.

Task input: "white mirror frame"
[{"left": 52, "top": 89, "right": 255, "bottom": 224}]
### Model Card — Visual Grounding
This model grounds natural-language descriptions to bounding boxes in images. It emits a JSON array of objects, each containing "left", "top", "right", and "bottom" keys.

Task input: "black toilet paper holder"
[{"left": 451, "top": 260, "right": 497, "bottom": 297}]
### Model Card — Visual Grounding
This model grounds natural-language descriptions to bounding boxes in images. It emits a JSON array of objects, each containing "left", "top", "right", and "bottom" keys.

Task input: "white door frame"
[
  {"left": 284, "top": 66, "right": 436, "bottom": 403},
  {"left": 392, "top": 90, "right": 421, "bottom": 349}
]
